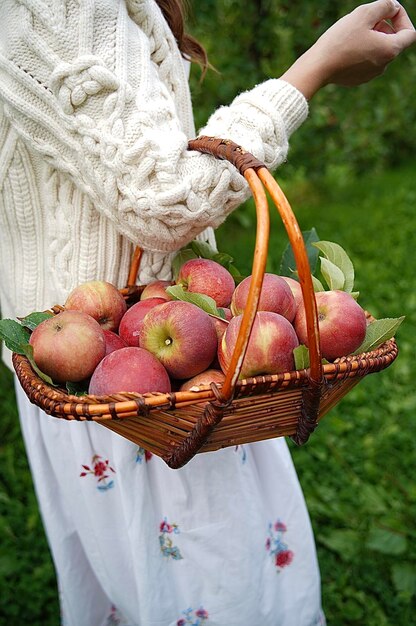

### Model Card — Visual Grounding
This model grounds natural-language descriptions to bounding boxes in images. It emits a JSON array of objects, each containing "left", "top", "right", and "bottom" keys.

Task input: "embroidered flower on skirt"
[
  {"left": 80, "top": 454, "right": 115, "bottom": 490},
  {"left": 234, "top": 444, "right": 247, "bottom": 464},
  {"left": 266, "top": 519, "right": 294, "bottom": 571},
  {"left": 177, "top": 606, "right": 209, "bottom": 625},
  {"left": 159, "top": 517, "right": 183, "bottom": 560},
  {"left": 136, "top": 447, "right": 153, "bottom": 464},
  {"left": 105, "top": 604, "right": 132, "bottom": 625}
]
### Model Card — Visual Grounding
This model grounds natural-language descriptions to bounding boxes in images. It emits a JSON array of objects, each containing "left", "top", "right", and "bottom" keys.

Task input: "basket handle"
[
  {"left": 127, "top": 135, "right": 323, "bottom": 400},
  {"left": 187, "top": 137, "right": 323, "bottom": 399}
]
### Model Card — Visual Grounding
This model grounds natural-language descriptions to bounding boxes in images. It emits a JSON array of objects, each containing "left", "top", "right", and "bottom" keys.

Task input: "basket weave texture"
[{"left": 12, "top": 137, "right": 399, "bottom": 468}]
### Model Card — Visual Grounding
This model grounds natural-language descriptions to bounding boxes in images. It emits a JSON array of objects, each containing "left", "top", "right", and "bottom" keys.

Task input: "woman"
[{"left": 0, "top": 1, "right": 414, "bottom": 624}]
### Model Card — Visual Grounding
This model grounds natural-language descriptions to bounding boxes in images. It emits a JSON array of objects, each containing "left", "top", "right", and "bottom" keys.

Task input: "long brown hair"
[{"left": 155, "top": 0, "right": 208, "bottom": 74}]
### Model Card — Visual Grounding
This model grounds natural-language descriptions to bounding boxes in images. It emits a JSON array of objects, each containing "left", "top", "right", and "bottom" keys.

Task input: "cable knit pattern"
[
  {"left": 51, "top": 56, "right": 121, "bottom": 115},
  {"left": 0, "top": 0, "right": 308, "bottom": 369}
]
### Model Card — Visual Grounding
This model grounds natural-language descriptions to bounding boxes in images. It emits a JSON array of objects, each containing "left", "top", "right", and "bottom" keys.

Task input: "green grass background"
[{"left": 1, "top": 164, "right": 416, "bottom": 624}]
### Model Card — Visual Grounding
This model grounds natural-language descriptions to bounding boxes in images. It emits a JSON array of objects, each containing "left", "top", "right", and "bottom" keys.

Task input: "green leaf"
[
  {"left": 228, "top": 264, "right": 247, "bottom": 284},
  {"left": 353, "top": 316, "right": 405, "bottom": 355},
  {"left": 66, "top": 381, "right": 89, "bottom": 397},
  {"left": 0, "top": 554, "right": 21, "bottom": 577},
  {"left": 212, "top": 252, "right": 234, "bottom": 268},
  {"left": 212, "top": 252, "right": 244, "bottom": 283},
  {"left": 313, "top": 240, "right": 355, "bottom": 292},
  {"left": 21, "top": 344, "right": 56, "bottom": 386},
  {"left": 171, "top": 248, "right": 198, "bottom": 280},
  {"left": 279, "top": 228, "right": 320, "bottom": 277},
  {"left": 17, "top": 311, "right": 54, "bottom": 331},
  {"left": 190, "top": 240, "right": 218, "bottom": 259},
  {"left": 0, "top": 319, "right": 30, "bottom": 354},
  {"left": 166, "top": 284, "right": 221, "bottom": 317},
  {"left": 311, "top": 275, "right": 325, "bottom": 292},
  {"left": 391, "top": 563, "right": 416, "bottom": 597},
  {"left": 319, "top": 529, "right": 358, "bottom": 561},
  {"left": 293, "top": 344, "right": 310, "bottom": 369},
  {"left": 320, "top": 257, "right": 346, "bottom": 290},
  {"left": 359, "top": 484, "right": 388, "bottom": 514},
  {"left": 366, "top": 527, "right": 407, "bottom": 555}
]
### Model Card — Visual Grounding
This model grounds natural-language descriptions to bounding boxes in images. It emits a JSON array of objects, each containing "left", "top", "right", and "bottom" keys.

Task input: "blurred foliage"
[
  {"left": 188, "top": 0, "right": 416, "bottom": 180},
  {"left": 0, "top": 363, "right": 59, "bottom": 625}
]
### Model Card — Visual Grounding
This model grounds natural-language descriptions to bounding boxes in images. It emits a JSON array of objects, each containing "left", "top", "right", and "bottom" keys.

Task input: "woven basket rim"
[{"left": 12, "top": 331, "right": 398, "bottom": 420}]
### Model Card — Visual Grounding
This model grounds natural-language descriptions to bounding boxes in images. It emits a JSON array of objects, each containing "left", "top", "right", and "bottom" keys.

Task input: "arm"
[
  {"left": 0, "top": 0, "right": 308, "bottom": 253},
  {"left": 281, "top": 0, "right": 416, "bottom": 100}
]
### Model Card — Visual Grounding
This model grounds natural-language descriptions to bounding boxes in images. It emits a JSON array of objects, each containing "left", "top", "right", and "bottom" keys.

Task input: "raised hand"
[{"left": 281, "top": 0, "right": 416, "bottom": 99}]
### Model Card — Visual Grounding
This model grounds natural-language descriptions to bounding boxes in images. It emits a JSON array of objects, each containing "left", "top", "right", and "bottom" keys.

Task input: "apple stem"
[{"left": 164, "top": 338, "right": 173, "bottom": 346}]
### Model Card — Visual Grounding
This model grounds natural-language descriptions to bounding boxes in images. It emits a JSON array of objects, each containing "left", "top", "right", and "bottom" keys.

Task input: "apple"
[
  {"left": 210, "top": 314, "right": 230, "bottom": 342},
  {"left": 179, "top": 368, "right": 226, "bottom": 391},
  {"left": 294, "top": 290, "right": 367, "bottom": 360},
  {"left": 281, "top": 276, "right": 303, "bottom": 310},
  {"left": 176, "top": 258, "right": 235, "bottom": 308},
  {"left": 103, "top": 330, "right": 128, "bottom": 355},
  {"left": 230, "top": 273, "right": 296, "bottom": 322},
  {"left": 64, "top": 280, "right": 127, "bottom": 332},
  {"left": 218, "top": 311, "right": 299, "bottom": 379},
  {"left": 139, "top": 300, "right": 218, "bottom": 379},
  {"left": 119, "top": 298, "right": 167, "bottom": 347},
  {"left": 140, "top": 280, "right": 174, "bottom": 301},
  {"left": 29, "top": 310, "right": 106, "bottom": 383},
  {"left": 88, "top": 346, "right": 171, "bottom": 395}
]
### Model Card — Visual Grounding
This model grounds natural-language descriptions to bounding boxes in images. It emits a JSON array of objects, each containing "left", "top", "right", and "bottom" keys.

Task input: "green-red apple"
[
  {"left": 218, "top": 311, "right": 299, "bottom": 379},
  {"left": 231, "top": 273, "right": 296, "bottom": 322},
  {"left": 140, "top": 280, "right": 174, "bottom": 301},
  {"left": 179, "top": 368, "right": 225, "bottom": 391},
  {"left": 88, "top": 346, "right": 171, "bottom": 395},
  {"left": 65, "top": 280, "right": 127, "bottom": 332},
  {"left": 281, "top": 276, "right": 303, "bottom": 310},
  {"left": 294, "top": 290, "right": 367, "bottom": 360},
  {"left": 139, "top": 300, "right": 218, "bottom": 379},
  {"left": 119, "top": 297, "right": 166, "bottom": 347},
  {"left": 29, "top": 310, "right": 106, "bottom": 383},
  {"left": 103, "top": 330, "right": 128, "bottom": 355},
  {"left": 177, "top": 258, "right": 235, "bottom": 308}
]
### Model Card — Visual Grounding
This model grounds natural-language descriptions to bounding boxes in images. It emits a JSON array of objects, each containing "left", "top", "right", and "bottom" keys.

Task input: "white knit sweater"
[{"left": 0, "top": 0, "right": 308, "bottom": 368}]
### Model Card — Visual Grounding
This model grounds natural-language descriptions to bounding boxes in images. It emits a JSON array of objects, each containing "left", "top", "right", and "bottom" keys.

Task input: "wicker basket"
[{"left": 12, "top": 137, "right": 398, "bottom": 468}]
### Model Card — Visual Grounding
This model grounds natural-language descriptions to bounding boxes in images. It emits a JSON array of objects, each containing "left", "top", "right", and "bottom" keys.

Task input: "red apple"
[
  {"left": 29, "top": 310, "right": 106, "bottom": 383},
  {"left": 281, "top": 276, "right": 303, "bottom": 310},
  {"left": 231, "top": 273, "right": 296, "bottom": 322},
  {"left": 88, "top": 346, "right": 171, "bottom": 395},
  {"left": 294, "top": 290, "right": 367, "bottom": 360},
  {"left": 210, "top": 314, "right": 230, "bottom": 342},
  {"left": 177, "top": 259, "right": 235, "bottom": 308},
  {"left": 65, "top": 280, "right": 127, "bottom": 332},
  {"left": 140, "top": 280, "right": 174, "bottom": 301},
  {"left": 179, "top": 369, "right": 226, "bottom": 391},
  {"left": 119, "top": 298, "right": 167, "bottom": 347},
  {"left": 139, "top": 300, "right": 218, "bottom": 379},
  {"left": 218, "top": 311, "right": 299, "bottom": 379},
  {"left": 103, "top": 330, "right": 128, "bottom": 355}
]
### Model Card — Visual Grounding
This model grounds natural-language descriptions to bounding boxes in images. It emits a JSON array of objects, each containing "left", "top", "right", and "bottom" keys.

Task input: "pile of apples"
[{"left": 28, "top": 257, "right": 368, "bottom": 396}]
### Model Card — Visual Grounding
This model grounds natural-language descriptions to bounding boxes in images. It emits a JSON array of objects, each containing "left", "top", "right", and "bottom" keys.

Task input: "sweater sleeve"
[{"left": 0, "top": 0, "right": 308, "bottom": 253}]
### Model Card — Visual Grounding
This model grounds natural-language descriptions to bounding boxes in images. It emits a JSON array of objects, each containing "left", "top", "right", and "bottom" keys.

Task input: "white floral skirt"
[{"left": 15, "top": 380, "right": 325, "bottom": 626}]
